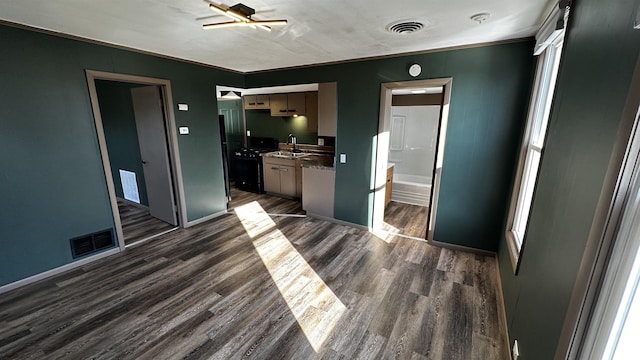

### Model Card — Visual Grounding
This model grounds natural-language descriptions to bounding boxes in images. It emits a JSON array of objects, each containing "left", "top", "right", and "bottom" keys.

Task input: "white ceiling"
[{"left": 0, "top": 0, "right": 554, "bottom": 73}]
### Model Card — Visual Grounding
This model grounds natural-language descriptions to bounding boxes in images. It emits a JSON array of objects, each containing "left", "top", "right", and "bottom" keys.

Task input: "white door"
[{"left": 131, "top": 86, "right": 178, "bottom": 225}]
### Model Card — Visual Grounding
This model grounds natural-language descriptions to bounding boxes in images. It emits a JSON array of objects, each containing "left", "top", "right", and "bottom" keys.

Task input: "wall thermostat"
[{"left": 409, "top": 63, "right": 421, "bottom": 77}]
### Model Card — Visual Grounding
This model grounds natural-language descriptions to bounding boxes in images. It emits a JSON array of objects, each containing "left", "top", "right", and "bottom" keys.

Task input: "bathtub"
[{"left": 391, "top": 174, "right": 431, "bottom": 207}]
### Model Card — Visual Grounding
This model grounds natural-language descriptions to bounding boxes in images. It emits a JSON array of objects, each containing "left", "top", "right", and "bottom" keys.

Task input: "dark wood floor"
[
  {"left": 0, "top": 192, "right": 508, "bottom": 359},
  {"left": 117, "top": 199, "right": 176, "bottom": 246},
  {"left": 384, "top": 201, "right": 429, "bottom": 239}
]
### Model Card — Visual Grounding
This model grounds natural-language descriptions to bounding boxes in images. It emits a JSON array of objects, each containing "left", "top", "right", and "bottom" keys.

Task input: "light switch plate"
[
  {"left": 340, "top": 154, "right": 347, "bottom": 164},
  {"left": 179, "top": 127, "right": 189, "bottom": 135},
  {"left": 247, "top": 130, "right": 251, "bottom": 137},
  {"left": 178, "top": 103, "right": 189, "bottom": 111}
]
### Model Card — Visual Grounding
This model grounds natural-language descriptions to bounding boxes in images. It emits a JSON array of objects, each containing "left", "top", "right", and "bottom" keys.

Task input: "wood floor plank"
[
  {"left": 0, "top": 190, "right": 509, "bottom": 359},
  {"left": 118, "top": 199, "right": 176, "bottom": 245}
]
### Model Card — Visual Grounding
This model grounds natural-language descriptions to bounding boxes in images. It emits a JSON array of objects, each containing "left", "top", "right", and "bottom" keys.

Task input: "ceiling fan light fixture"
[
  {"left": 226, "top": 9, "right": 251, "bottom": 22},
  {"left": 208, "top": 3, "right": 228, "bottom": 17},
  {"left": 203, "top": 2, "right": 287, "bottom": 30},
  {"left": 470, "top": 13, "right": 490, "bottom": 24}
]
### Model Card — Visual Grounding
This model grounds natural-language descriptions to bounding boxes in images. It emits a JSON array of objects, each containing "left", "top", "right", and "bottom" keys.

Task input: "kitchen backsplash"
[{"left": 245, "top": 109, "right": 317, "bottom": 144}]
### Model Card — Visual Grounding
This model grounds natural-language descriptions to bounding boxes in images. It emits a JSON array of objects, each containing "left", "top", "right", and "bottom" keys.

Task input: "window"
[{"left": 506, "top": 3, "right": 568, "bottom": 271}]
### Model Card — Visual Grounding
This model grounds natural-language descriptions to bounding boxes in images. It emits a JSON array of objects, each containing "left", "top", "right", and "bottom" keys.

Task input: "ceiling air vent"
[{"left": 385, "top": 20, "right": 425, "bottom": 34}]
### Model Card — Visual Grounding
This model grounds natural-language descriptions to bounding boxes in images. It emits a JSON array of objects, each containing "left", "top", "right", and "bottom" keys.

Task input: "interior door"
[{"left": 131, "top": 86, "right": 178, "bottom": 225}]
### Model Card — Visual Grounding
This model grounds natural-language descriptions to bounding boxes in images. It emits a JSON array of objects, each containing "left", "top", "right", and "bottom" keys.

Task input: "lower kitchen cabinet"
[{"left": 263, "top": 157, "right": 297, "bottom": 198}]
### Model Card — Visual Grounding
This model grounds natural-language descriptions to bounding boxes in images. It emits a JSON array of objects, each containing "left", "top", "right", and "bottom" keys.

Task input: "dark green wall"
[
  {"left": 498, "top": 0, "right": 640, "bottom": 358},
  {"left": 0, "top": 24, "right": 243, "bottom": 286},
  {"left": 245, "top": 110, "right": 318, "bottom": 144},
  {"left": 96, "top": 80, "right": 149, "bottom": 206},
  {"left": 246, "top": 42, "right": 534, "bottom": 251}
]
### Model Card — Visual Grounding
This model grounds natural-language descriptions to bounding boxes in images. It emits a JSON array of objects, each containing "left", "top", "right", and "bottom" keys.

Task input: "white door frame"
[
  {"left": 86, "top": 70, "right": 187, "bottom": 250},
  {"left": 372, "top": 78, "right": 453, "bottom": 240}
]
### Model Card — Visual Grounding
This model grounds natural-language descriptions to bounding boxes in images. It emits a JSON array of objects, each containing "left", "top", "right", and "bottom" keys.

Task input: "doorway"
[
  {"left": 373, "top": 78, "right": 452, "bottom": 241},
  {"left": 86, "top": 71, "right": 186, "bottom": 249}
]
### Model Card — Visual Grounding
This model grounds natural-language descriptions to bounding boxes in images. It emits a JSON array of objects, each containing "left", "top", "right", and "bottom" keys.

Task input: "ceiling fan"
[{"left": 202, "top": 2, "right": 287, "bottom": 31}]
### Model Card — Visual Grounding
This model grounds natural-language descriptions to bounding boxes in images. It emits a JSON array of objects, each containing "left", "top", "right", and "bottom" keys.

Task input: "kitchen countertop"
[
  {"left": 262, "top": 151, "right": 335, "bottom": 168},
  {"left": 299, "top": 154, "right": 334, "bottom": 168}
]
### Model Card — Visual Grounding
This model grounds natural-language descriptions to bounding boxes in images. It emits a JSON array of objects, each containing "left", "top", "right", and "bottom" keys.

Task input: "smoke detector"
[
  {"left": 385, "top": 20, "right": 426, "bottom": 34},
  {"left": 470, "top": 13, "right": 490, "bottom": 24}
]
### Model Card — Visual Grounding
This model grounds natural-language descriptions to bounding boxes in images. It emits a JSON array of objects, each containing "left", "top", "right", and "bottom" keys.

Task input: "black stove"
[{"left": 233, "top": 137, "right": 279, "bottom": 193}]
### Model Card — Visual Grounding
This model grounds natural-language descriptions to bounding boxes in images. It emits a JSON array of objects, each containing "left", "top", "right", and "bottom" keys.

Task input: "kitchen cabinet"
[
  {"left": 306, "top": 92, "right": 318, "bottom": 132},
  {"left": 270, "top": 93, "right": 306, "bottom": 116},
  {"left": 243, "top": 95, "right": 270, "bottom": 110},
  {"left": 263, "top": 156, "right": 297, "bottom": 198},
  {"left": 318, "top": 82, "right": 337, "bottom": 137},
  {"left": 385, "top": 164, "right": 394, "bottom": 208}
]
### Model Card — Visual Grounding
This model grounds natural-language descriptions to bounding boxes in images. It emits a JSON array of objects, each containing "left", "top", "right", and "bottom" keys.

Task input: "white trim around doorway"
[{"left": 372, "top": 78, "right": 452, "bottom": 242}]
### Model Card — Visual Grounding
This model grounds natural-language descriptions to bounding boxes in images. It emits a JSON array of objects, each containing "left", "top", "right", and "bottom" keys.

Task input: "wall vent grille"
[{"left": 70, "top": 229, "right": 115, "bottom": 258}]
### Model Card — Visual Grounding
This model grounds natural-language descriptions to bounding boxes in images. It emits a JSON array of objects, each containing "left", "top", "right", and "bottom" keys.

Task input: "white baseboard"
[
  {"left": 495, "top": 254, "right": 512, "bottom": 360},
  {"left": 429, "top": 239, "right": 496, "bottom": 256},
  {"left": 0, "top": 247, "right": 121, "bottom": 294}
]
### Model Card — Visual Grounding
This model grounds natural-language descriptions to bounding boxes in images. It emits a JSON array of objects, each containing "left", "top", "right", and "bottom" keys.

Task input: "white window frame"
[{"left": 505, "top": 4, "right": 568, "bottom": 272}]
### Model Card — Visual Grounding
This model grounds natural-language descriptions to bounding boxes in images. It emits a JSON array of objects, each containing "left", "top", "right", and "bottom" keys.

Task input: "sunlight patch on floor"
[
  {"left": 372, "top": 221, "right": 401, "bottom": 243},
  {"left": 233, "top": 201, "right": 278, "bottom": 238},
  {"left": 234, "top": 201, "right": 346, "bottom": 352}
]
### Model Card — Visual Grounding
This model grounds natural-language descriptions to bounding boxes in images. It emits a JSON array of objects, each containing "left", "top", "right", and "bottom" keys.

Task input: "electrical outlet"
[
  {"left": 340, "top": 154, "right": 347, "bottom": 164},
  {"left": 512, "top": 340, "right": 520, "bottom": 360}
]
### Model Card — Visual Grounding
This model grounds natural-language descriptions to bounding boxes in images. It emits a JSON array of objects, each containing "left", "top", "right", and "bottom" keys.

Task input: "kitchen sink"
[{"left": 266, "top": 151, "right": 310, "bottom": 159}]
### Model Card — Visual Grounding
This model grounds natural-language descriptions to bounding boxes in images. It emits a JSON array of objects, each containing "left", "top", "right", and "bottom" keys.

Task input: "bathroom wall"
[{"left": 388, "top": 105, "right": 440, "bottom": 182}]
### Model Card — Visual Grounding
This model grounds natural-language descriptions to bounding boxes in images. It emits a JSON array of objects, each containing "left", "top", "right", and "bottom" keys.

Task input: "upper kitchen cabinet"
[
  {"left": 270, "top": 93, "right": 306, "bottom": 116},
  {"left": 243, "top": 95, "right": 270, "bottom": 110},
  {"left": 318, "top": 82, "right": 337, "bottom": 137},
  {"left": 306, "top": 91, "right": 318, "bottom": 132}
]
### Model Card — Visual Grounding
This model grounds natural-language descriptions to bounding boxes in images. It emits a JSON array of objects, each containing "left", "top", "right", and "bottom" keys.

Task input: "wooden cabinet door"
[
  {"left": 263, "top": 163, "right": 281, "bottom": 193},
  {"left": 270, "top": 94, "right": 288, "bottom": 116},
  {"left": 286, "top": 93, "right": 306, "bottom": 115},
  {"left": 254, "top": 95, "right": 270, "bottom": 109},
  {"left": 305, "top": 92, "right": 318, "bottom": 132},
  {"left": 243, "top": 95, "right": 258, "bottom": 110},
  {"left": 318, "top": 82, "right": 337, "bottom": 136},
  {"left": 279, "top": 165, "right": 297, "bottom": 197}
]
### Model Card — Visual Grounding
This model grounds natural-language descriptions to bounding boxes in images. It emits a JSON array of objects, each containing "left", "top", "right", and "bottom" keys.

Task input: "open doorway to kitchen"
[
  {"left": 86, "top": 71, "right": 186, "bottom": 249},
  {"left": 215, "top": 83, "right": 336, "bottom": 213},
  {"left": 373, "top": 78, "right": 452, "bottom": 241}
]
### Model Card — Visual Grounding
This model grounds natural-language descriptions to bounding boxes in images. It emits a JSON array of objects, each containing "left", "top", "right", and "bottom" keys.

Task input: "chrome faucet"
[{"left": 287, "top": 133, "right": 297, "bottom": 152}]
